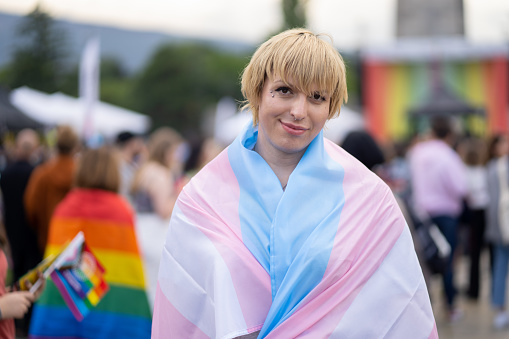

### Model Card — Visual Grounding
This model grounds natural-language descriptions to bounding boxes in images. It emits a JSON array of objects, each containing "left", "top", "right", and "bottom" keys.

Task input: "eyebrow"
[{"left": 273, "top": 78, "right": 328, "bottom": 95}]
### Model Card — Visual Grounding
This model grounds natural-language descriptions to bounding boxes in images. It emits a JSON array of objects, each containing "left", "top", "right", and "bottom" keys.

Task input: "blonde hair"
[
  {"left": 241, "top": 28, "right": 348, "bottom": 125},
  {"left": 74, "top": 147, "right": 120, "bottom": 193},
  {"left": 130, "top": 127, "right": 183, "bottom": 194},
  {"left": 147, "top": 127, "right": 183, "bottom": 167}
]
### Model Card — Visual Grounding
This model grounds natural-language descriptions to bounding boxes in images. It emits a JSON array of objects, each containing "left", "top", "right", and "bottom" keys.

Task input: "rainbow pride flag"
[
  {"left": 29, "top": 189, "right": 151, "bottom": 339},
  {"left": 152, "top": 122, "right": 438, "bottom": 338}
]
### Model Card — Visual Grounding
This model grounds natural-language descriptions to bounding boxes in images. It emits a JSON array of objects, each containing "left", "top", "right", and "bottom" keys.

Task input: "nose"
[{"left": 290, "top": 93, "right": 308, "bottom": 121}]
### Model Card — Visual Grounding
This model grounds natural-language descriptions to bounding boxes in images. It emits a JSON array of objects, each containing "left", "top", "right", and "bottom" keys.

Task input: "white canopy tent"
[
  {"left": 10, "top": 86, "right": 151, "bottom": 139},
  {"left": 213, "top": 96, "right": 365, "bottom": 147}
]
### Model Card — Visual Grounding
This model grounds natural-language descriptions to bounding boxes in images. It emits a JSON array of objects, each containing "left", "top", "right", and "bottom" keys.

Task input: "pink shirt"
[{"left": 409, "top": 139, "right": 467, "bottom": 216}]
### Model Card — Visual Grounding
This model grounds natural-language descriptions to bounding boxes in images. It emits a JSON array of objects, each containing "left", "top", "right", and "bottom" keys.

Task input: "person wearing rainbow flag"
[
  {"left": 28, "top": 147, "right": 152, "bottom": 338},
  {"left": 152, "top": 28, "right": 438, "bottom": 338}
]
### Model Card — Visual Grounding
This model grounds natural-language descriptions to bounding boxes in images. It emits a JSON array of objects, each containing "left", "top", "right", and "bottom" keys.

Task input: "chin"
[{"left": 276, "top": 143, "right": 307, "bottom": 155}]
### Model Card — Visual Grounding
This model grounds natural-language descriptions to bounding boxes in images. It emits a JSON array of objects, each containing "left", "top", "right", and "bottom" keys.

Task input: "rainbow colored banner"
[
  {"left": 29, "top": 189, "right": 151, "bottom": 339},
  {"left": 363, "top": 55, "right": 508, "bottom": 142}
]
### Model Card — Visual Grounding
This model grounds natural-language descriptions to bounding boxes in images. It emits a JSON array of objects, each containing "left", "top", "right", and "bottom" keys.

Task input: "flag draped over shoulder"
[
  {"left": 29, "top": 189, "right": 152, "bottom": 339},
  {"left": 153, "top": 122, "right": 438, "bottom": 339}
]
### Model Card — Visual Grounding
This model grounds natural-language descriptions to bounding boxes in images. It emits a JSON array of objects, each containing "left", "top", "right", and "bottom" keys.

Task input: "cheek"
[
  {"left": 258, "top": 101, "right": 281, "bottom": 122},
  {"left": 314, "top": 108, "right": 330, "bottom": 129}
]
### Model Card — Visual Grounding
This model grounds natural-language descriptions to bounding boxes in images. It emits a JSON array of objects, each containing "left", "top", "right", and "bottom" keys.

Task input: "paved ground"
[{"left": 431, "top": 251, "right": 509, "bottom": 339}]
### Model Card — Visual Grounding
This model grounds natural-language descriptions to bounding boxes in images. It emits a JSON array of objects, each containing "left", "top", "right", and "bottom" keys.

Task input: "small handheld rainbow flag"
[{"left": 44, "top": 231, "right": 109, "bottom": 321}]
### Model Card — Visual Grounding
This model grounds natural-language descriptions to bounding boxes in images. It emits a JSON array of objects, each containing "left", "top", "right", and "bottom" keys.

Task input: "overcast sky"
[{"left": 0, "top": 0, "right": 508, "bottom": 49}]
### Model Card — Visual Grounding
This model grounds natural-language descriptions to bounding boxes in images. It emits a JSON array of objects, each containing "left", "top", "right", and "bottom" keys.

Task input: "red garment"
[
  {"left": 0, "top": 251, "right": 15, "bottom": 339},
  {"left": 24, "top": 155, "right": 76, "bottom": 252}
]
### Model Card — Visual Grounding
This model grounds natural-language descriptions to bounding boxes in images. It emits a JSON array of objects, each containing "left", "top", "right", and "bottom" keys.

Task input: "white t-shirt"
[{"left": 465, "top": 165, "right": 490, "bottom": 209}]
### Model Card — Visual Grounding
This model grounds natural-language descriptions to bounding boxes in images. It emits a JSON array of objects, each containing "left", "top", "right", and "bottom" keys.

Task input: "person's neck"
[{"left": 254, "top": 141, "right": 305, "bottom": 190}]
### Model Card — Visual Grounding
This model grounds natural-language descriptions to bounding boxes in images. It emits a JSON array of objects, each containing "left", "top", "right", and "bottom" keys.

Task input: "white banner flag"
[{"left": 79, "top": 36, "right": 100, "bottom": 140}]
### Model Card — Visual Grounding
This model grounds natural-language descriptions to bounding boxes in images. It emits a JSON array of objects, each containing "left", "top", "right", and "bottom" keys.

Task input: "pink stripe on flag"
[
  {"left": 185, "top": 151, "right": 243, "bottom": 237},
  {"left": 323, "top": 139, "right": 404, "bottom": 274},
  {"left": 265, "top": 141, "right": 406, "bottom": 338},
  {"left": 152, "top": 283, "right": 209, "bottom": 339},
  {"left": 429, "top": 321, "right": 439, "bottom": 339},
  {"left": 180, "top": 151, "right": 271, "bottom": 328},
  {"left": 50, "top": 271, "right": 84, "bottom": 322}
]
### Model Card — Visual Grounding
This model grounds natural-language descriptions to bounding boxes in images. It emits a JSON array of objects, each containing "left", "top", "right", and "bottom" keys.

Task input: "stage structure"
[{"left": 361, "top": 0, "right": 508, "bottom": 142}]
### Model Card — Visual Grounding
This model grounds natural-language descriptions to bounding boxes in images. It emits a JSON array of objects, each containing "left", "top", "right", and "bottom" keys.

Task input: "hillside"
[{"left": 0, "top": 11, "right": 254, "bottom": 75}]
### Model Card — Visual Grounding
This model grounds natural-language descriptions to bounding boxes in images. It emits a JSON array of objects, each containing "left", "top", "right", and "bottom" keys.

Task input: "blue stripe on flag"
[{"left": 229, "top": 122, "right": 345, "bottom": 337}]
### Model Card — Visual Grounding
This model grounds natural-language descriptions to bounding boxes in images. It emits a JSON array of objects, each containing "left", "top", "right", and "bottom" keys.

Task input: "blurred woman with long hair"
[{"left": 131, "top": 127, "right": 186, "bottom": 310}]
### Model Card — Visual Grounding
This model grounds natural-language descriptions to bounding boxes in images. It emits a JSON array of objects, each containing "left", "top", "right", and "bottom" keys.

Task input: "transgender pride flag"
[{"left": 153, "top": 122, "right": 438, "bottom": 339}]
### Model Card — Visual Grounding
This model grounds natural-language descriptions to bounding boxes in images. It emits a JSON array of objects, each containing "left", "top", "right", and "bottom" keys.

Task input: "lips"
[{"left": 281, "top": 121, "right": 308, "bottom": 136}]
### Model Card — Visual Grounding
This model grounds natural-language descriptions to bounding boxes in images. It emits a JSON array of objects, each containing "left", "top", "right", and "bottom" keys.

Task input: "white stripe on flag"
[
  {"left": 330, "top": 225, "right": 435, "bottom": 338},
  {"left": 158, "top": 205, "right": 249, "bottom": 339}
]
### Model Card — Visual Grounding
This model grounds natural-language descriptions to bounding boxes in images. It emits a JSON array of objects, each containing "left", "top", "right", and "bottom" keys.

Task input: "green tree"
[
  {"left": 100, "top": 57, "right": 135, "bottom": 108},
  {"left": 282, "top": 0, "right": 308, "bottom": 30},
  {"left": 2, "top": 5, "right": 68, "bottom": 92},
  {"left": 342, "top": 53, "right": 360, "bottom": 107},
  {"left": 132, "top": 43, "right": 248, "bottom": 133}
]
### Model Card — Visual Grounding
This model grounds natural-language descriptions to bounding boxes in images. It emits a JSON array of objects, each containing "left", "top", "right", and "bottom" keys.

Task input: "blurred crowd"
[
  {"left": 0, "top": 125, "right": 223, "bottom": 337},
  {"left": 0, "top": 116, "right": 508, "bottom": 335},
  {"left": 342, "top": 116, "right": 509, "bottom": 331}
]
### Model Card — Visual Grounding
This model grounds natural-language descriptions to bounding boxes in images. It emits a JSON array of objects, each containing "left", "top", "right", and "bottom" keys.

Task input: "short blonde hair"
[
  {"left": 241, "top": 28, "right": 348, "bottom": 125},
  {"left": 74, "top": 147, "right": 120, "bottom": 193}
]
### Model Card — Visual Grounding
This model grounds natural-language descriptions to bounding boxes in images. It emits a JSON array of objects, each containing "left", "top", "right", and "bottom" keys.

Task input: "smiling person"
[{"left": 152, "top": 28, "right": 438, "bottom": 339}]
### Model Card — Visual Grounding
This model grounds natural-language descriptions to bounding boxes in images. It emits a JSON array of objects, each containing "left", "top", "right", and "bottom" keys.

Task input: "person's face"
[
  {"left": 496, "top": 134, "right": 509, "bottom": 158},
  {"left": 256, "top": 75, "right": 330, "bottom": 158}
]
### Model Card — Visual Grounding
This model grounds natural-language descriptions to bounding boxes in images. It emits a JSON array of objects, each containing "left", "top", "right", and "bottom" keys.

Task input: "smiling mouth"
[{"left": 281, "top": 121, "right": 308, "bottom": 135}]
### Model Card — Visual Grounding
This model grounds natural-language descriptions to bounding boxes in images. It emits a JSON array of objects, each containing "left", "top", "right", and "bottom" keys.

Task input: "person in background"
[
  {"left": 29, "top": 147, "right": 152, "bottom": 338},
  {"left": 0, "top": 129, "right": 43, "bottom": 336},
  {"left": 131, "top": 127, "right": 185, "bottom": 310},
  {"left": 152, "top": 28, "right": 437, "bottom": 338},
  {"left": 341, "top": 129, "right": 385, "bottom": 172},
  {"left": 24, "top": 125, "right": 80, "bottom": 254},
  {"left": 115, "top": 131, "right": 145, "bottom": 204},
  {"left": 460, "top": 137, "right": 489, "bottom": 301},
  {"left": 484, "top": 134, "right": 507, "bottom": 272},
  {"left": 131, "top": 127, "right": 184, "bottom": 220},
  {"left": 485, "top": 133, "right": 509, "bottom": 329},
  {"left": 183, "top": 135, "right": 223, "bottom": 178},
  {"left": 0, "top": 237, "right": 44, "bottom": 339},
  {"left": 409, "top": 115, "right": 467, "bottom": 322},
  {"left": 381, "top": 140, "right": 412, "bottom": 202}
]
